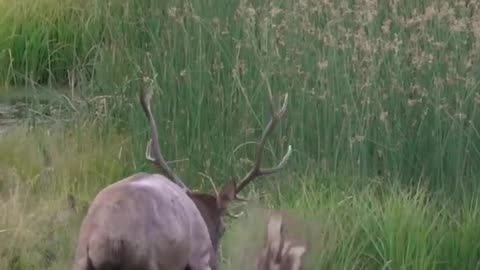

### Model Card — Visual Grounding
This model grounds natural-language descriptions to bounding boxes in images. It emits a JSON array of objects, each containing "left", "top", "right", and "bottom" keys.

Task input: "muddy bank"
[{"left": 0, "top": 103, "right": 25, "bottom": 135}]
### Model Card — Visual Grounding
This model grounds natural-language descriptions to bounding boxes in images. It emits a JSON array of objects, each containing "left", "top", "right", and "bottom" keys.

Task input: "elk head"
[
  {"left": 139, "top": 75, "right": 293, "bottom": 255},
  {"left": 256, "top": 213, "right": 307, "bottom": 270}
]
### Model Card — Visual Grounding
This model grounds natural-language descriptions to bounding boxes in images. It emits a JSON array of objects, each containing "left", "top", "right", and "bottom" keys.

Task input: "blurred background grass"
[{"left": 0, "top": 0, "right": 480, "bottom": 269}]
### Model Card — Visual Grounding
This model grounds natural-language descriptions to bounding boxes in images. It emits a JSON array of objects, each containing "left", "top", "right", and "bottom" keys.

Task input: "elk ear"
[{"left": 217, "top": 179, "right": 236, "bottom": 210}]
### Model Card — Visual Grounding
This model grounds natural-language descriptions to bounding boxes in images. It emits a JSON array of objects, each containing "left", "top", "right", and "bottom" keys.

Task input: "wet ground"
[
  {"left": 0, "top": 103, "right": 24, "bottom": 135},
  {"left": 0, "top": 87, "right": 68, "bottom": 136}
]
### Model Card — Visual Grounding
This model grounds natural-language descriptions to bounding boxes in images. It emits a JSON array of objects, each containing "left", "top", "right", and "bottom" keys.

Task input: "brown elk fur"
[{"left": 71, "top": 173, "right": 235, "bottom": 270}]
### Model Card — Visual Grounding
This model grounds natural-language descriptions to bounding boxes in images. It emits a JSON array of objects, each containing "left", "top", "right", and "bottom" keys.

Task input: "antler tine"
[
  {"left": 139, "top": 76, "right": 189, "bottom": 191},
  {"left": 235, "top": 92, "right": 292, "bottom": 194},
  {"left": 226, "top": 210, "right": 245, "bottom": 219}
]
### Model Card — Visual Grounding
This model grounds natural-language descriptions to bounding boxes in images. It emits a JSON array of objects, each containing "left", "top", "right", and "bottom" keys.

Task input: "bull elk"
[
  {"left": 256, "top": 213, "right": 307, "bottom": 270},
  {"left": 71, "top": 76, "right": 292, "bottom": 270}
]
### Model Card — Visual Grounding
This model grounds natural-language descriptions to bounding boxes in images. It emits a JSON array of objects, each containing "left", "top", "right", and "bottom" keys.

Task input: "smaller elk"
[
  {"left": 71, "top": 76, "right": 292, "bottom": 270},
  {"left": 256, "top": 213, "right": 307, "bottom": 270}
]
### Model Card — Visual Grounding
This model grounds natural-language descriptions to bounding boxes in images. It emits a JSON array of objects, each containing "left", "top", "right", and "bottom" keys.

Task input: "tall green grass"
[
  {"left": 223, "top": 184, "right": 480, "bottom": 270},
  {"left": 0, "top": 126, "right": 479, "bottom": 269},
  {"left": 3, "top": 0, "right": 480, "bottom": 186}
]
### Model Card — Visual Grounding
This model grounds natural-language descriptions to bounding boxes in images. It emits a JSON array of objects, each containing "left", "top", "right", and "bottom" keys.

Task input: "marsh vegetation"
[{"left": 0, "top": 0, "right": 480, "bottom": 269}]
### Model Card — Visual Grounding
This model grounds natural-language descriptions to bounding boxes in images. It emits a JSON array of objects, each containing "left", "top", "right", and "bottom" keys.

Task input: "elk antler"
[
  {"left": 139, "top": 75, "right": 189, "bottom": 191},
  {"left": 235, "top": 90, "right": 292, "bottom": 196},
  {"left": 256, "top": 213, "right": 307, "bottom": 270}
]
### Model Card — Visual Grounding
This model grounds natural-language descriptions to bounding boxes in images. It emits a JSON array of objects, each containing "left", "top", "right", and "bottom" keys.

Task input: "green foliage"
[
  {"left": 1, "top": 126, "right": 479, "bottom": 269},
  {"left": 223, "top": 183, "right": 480, "bottom": 270},
  {"left": 3, "top": 0, "right": 479, "bottom": 185}
]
